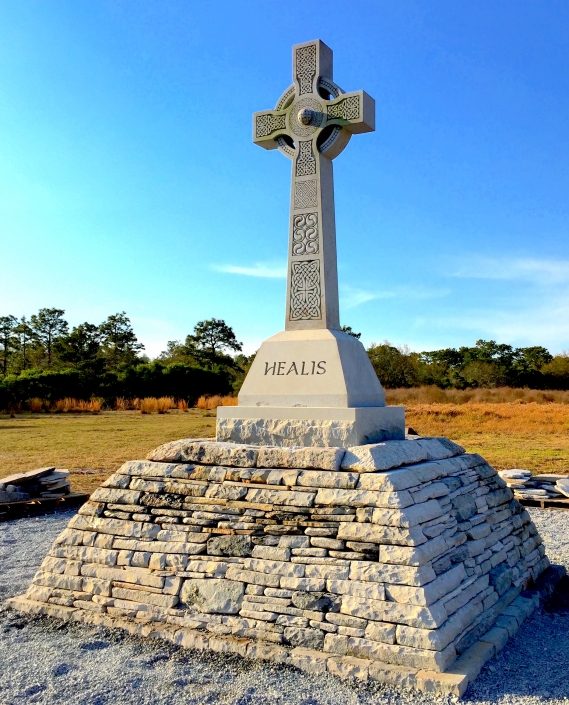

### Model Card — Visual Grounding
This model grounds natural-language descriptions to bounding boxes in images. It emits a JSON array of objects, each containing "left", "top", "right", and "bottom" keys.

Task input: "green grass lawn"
[
  {"left": 1, "top": 404, "right": 567, "bottom": 494},
  {"left": 0, "top": 410, "right": 216, "bottom": 493}
]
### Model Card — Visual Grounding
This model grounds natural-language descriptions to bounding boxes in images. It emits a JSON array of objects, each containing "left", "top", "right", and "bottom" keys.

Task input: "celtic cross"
[{"left": 253, "top": 39, "right": 375, "bottom": 331}]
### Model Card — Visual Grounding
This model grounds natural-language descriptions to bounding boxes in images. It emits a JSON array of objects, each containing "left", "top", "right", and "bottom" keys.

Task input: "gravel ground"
[{"left": 1, "top": 508, "right": 568, "bottom": 705}]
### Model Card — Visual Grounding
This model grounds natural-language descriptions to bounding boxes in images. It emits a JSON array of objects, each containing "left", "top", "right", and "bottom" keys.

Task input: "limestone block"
[
  {"left": 290, "top": 647, "right": 329, "bottom": 674},
  {"left": 415, "top": 670, "right": 469, "bottom": 697},
  {"left": 284, "top": 626, "right": 324, "bottom": 649},
  {"left": 385, "top": 565, "right": 466, "bottom": 606},
  {"left": 364, "top": 621, "right": 396, "bottom": 644},
  {"left": 327, "top": 655, "right": 370, "bottom": 680},
  {"left": 378, "top": 536, "right": 449, "bottom": 566},
  {"left": 246, "top": 641, "right": 290, "bottom": 663},
  {"left": 297, "top": 470, "right": 358, "bottom": 489},
  {"left": 242, "top": 558, "right": 304, "bottom": 578},
  {"left": 252, "top": 545, "right": 290, "bottom": 561},
  {"left": 225, "top": 567, "right": 280, "bottom": 588},
  {"left": 341, "top": 438, "right": 464, "bottom": 472},
  {"left": 148, "top": 439, "right": 258, "bottom": 467},
  {"left": 207, "top": 535, "right": 252, "bottom": 557},
  {"left": 341, "top": 595, "right": 447, "bottom": 629},
  {"left": 326, "top": 579, "right": 385, "bottom": 601},
  {"left": 280, "top": 577, "right": 326, "bottom": 592},
  {"left": 349, "top": 561, "right": 436, "bottom": 587},
  {"left": 257, "top": 446, "right": 345, "bottom": 471},
  {"left": 368, "top": 661, "right": 419, "bottom": 689},
  {"left": 179, "top": 579, "right": 244, "bottom": 614},
  {"left": 315, "top": 488, "right": 414, "bottom": 509},
  {"left": 337, "top": 522, "right": 427, "bottom": 547},
  {"left": 111, "top": 587, "right": 178, "bottom": 609},
  {"left": 91, "top": 487, "right": 143, "bottom": 505},
  {"left": 245, "top": 487, "right": 315, "bottom": 507},
  {"left": 51, "top": 545, "right": 119, "bottom": 566},
  {"left": 291, "top": 591, "right": 336, "bottom": 611},
  {"left": 79, "top": 564, "right": 164, "bottom": 589}
]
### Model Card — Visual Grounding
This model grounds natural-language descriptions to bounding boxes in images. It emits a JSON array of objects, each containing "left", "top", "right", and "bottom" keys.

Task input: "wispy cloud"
[
  {"left": 211, "top": 261, "right": 286, "bottom": 279},
  {"left": 340, "top": 284, "right": 449, "bottom": 310},
  {"left": 452, "top": 255, "right": 569, "bottom": 285}
]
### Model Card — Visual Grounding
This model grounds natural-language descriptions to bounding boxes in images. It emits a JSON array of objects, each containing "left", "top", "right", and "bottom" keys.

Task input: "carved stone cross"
[{"left": 253, "top": 39, "right": 375, "bottom": 331}]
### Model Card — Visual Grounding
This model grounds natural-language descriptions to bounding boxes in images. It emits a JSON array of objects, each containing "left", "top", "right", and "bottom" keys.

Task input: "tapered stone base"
[
  {"left": 216, "top": 406, "right": 405, "bottom": 447},
  {"left": 8, "top": 436, "right": 556, "bottom": 696}
]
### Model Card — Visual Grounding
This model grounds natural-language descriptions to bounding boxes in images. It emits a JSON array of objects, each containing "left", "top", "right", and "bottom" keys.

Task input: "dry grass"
[
  {"left": 196, "top": 394, "right": 238, "bottom": 410},
  {"left": 0, "top": 410, "right": 216, "bottom": 494},
  {"left": 404, "top": 402, "right": 569, "bottom": 475},
  {"left": 1, "top": 401, "right": 567, "bottom": 496},
  {"left": 386, "top": 386, "right": 569, "bottom": 404},
  {"left": 53, "top": 397, "right": 103, "bottom": 413}
]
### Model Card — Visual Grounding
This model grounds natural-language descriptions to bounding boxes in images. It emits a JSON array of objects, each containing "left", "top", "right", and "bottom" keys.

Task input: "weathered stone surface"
[
  {"left": 207, "top": 535, "right": 252, "bottom": 557},
  {"left": 180, "top": 579, "right": 244, "bottom": 614},
  {"left": 257, "top": 446, "right": 345, "bottom": 471},
  {"left": 341, "top": 438, "right": 464, "bottom": 472},
  {"left": 148, "top": 439, "right": 258, "bottom": 467}
]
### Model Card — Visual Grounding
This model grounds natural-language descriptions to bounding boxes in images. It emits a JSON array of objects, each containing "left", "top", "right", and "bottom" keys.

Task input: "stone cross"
[{"left": 253, "top": 39, "right": 375, "bottom": 331}]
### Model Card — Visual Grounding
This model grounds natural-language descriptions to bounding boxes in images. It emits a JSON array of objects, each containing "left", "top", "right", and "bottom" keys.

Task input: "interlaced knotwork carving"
[
  {"left": 294, "top": 180, "right": 317, "bottom": 208},
  {"left": 296, "top": 140, "right": 316, "bottom": 177},
  {"left": 327, "top": 94, "right": 360, "bottom": 121},
  {"left": 292, "top": 213, "right": 319, "bottom": 255},
  {"left": 295, "top": 45, "right": 317, "bottom": 96},
  {"left": 290, "top": 260, "right": 321, "bottom": 320},
  {"left": 255, "top": 113, "right": 287, "bottom": 139}
]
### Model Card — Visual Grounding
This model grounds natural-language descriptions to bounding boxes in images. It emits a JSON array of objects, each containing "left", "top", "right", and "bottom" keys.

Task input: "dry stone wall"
[{"left": 9, "top": 438, "right": 549, "bottom": 695}]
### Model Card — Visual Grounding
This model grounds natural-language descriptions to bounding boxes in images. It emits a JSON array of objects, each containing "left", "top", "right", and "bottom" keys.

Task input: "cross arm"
[
  {"left": 325, "top": 90, "right": 375, "bottom": 134},
  {"left": 253, "top": 109, "right": 289, "bottom": 150}
]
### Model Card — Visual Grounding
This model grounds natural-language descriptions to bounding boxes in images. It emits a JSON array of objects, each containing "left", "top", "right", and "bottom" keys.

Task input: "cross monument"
[{"left": 217, "top": 40, "right": 405, "bottom": 447}]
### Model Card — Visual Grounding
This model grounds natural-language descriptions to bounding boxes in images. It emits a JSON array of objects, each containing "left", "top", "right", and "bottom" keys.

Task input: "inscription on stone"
[{"left": 264, "top": 360, "right": 327, "bottom": 376}]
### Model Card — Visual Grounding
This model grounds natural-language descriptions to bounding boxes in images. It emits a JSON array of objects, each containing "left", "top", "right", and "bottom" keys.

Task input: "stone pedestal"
[
  {"left": 217, "top": 406, "right": 405, "bottom": 447},
  {"left": 9, "top": 435, "right": 554, "bottom": 696},
  {"left": 217, "top": 329, "right": 405, "bottom": 448}
]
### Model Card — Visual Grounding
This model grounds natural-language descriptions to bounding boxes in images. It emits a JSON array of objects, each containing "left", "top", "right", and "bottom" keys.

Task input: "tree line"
[{"left": 0, "top": 309, "right": 568, "bottom": 409}]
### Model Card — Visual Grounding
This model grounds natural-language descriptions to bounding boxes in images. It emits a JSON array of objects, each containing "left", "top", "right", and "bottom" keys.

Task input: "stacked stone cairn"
[{"left": 9, "top": 437, "right": 550, "bottom": 696}]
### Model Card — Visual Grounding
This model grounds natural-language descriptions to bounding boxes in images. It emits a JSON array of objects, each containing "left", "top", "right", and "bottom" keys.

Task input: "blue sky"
[{"left": 1, "top": 1, "right": 568, "bottom": 357}]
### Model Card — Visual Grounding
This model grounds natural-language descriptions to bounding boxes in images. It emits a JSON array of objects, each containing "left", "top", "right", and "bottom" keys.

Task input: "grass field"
[{"left": 1, "top": 403, "right": 568, "bottom": 493}]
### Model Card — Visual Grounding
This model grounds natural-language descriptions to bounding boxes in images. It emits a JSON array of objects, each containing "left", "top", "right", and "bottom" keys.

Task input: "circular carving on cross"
[
  {"left": 288, "top": 96, "right": 324, "bottom": 138},
  {"left": 298, "top": 107, "right": 314, "bottom": 126}
]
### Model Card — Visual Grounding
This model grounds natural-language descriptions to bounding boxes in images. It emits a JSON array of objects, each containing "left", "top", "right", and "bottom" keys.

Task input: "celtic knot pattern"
[
  {"left": 327, "top": 95, "right": 360, "bottom": 121},
  {"left": 292, "top": 213, "right": 319, "bottom": 255},
  {"left": 296, "top": 140, "right": 316, "bottom": 177},
  {"left": 294, "top": 180, "right": 317, "bottom": 208},
  {"left": 290, "top": 260, "right": 321, "bottom": 320},
  {"left": 295, "top": 45, "right": 317, "bottom": 95},
  {"left": 255, "top": 112, "right": 286, "bottom": 139}
]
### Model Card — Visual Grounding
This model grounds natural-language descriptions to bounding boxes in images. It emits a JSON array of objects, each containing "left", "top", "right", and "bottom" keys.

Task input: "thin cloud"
[
  {"left": 211, "top": 262, "right": 286, "bottom": 279},
  {"left": 452, "top": 256, "right": 569, "bottom": 285},
  {"left": 340, "top": 284, "right": 449, "bottom": 310}
]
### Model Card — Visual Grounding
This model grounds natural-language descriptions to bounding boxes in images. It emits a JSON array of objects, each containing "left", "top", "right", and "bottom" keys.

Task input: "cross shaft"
[{"left": 253, "top": 39, "right": 375, "bottom": 331}]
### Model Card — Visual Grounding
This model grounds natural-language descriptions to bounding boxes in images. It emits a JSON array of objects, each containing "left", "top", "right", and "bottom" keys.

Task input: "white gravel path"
[{"left": 1, "top": 508, "right": 568, "bottom": 705}]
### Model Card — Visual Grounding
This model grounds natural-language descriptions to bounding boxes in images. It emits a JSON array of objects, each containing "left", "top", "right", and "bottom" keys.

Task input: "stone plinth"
[
  {"left": 9, "top": 436, "right": 552, "bottom": 696},
  {"left": 217, "top": 406, "right": 405, "bottom": 447}
]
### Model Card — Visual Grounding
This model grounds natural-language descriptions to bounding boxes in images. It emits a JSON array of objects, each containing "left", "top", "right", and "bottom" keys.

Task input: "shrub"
[{"left": 196, "top": 394, "right": 238, "bottom": 410}]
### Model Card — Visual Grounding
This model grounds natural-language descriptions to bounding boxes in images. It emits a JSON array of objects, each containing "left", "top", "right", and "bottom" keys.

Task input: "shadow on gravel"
[{"left": 463, "top": 609, "right": 569, "bottom": 702}]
